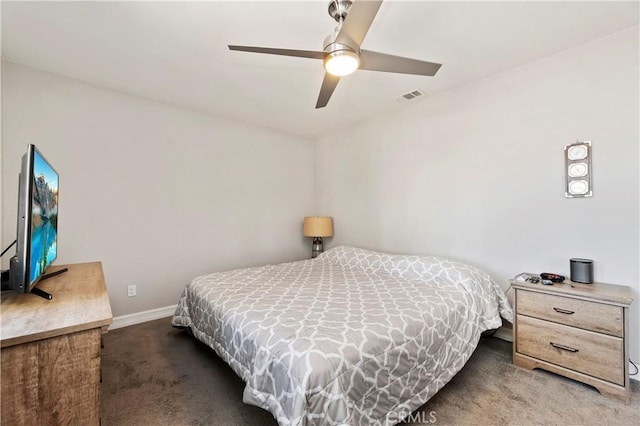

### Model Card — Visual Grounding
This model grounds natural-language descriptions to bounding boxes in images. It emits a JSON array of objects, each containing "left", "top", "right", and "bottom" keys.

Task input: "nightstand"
[{"left": 512, "top": 279, "right": 634, "bottom": 402}]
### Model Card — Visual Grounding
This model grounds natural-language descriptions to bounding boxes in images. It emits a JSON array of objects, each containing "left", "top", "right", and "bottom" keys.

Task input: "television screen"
[
  {"left": 28, "top": 149, "right": 59, "bottom": 285},
  {"left": 4, "top": 144, "right": 60, "bottom": 295}
]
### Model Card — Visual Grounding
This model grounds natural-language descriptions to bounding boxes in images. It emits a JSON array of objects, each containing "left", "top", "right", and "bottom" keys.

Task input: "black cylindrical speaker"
[{"left": 570, "top": 258, "right": 593, "bottom": 284}]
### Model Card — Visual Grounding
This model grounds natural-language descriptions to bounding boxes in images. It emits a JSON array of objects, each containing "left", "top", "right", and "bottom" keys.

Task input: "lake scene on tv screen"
[{"left": 29, "top": 150, "right": 58, "bottom": 284}]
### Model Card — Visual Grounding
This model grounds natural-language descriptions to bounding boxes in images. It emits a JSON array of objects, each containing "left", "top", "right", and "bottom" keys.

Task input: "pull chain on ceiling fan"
[{"left": 229, "top": 0, "right": 442, "bottom": 109}]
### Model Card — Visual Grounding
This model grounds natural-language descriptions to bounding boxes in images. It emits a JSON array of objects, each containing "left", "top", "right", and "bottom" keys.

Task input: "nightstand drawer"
[
  {"left": 517, "top": 315, "right": 624, "bottom": 385},
  {"left": 517, "top": 290, "right": 623, "bottom": 337}
]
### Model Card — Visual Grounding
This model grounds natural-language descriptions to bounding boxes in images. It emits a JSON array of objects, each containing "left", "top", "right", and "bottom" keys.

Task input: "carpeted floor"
[{"left": 100, "top": 318, "right": 639, "bottom": 425}]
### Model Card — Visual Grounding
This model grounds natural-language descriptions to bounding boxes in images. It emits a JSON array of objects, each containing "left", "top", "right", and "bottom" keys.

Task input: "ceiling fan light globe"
[{"left": 324, "top": 50, "right": 359, "bottom": 76}]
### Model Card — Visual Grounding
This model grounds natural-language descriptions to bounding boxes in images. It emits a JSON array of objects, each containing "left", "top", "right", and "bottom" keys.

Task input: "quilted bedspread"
[{"left": 172, "top": 246, "right": 512, "bottom": 425}]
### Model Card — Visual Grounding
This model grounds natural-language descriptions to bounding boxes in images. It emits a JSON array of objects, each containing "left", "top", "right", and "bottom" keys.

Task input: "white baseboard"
[{"left": 110, "top": 304, "right": 177, "bottom": 330}]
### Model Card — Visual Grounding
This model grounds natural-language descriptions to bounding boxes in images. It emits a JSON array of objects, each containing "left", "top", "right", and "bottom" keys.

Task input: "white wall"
[
  {"left": 315, "top": 28, "right": 640, "bottom": 363},
  {"left": 1, "top": 62, "right": 314, "bottom": 316}
]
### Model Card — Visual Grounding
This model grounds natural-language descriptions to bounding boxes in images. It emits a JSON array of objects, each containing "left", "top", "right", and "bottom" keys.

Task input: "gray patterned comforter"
[{"left": 172, "top": 246, "right": 512, "bottom": 425}]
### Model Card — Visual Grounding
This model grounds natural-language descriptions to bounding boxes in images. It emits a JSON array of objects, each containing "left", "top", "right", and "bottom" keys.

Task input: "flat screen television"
[{"left": 6, "top": 144, "right": 60, "bottom": 295}]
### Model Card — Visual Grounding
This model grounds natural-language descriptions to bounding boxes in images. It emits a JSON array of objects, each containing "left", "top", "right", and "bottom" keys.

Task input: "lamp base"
[{"left": 311, "top": 237, "right": 324, "bottom": 258}]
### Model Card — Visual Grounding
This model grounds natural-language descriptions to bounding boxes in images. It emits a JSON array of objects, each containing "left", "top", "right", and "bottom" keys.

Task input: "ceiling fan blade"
[
  {"left": 335, "top": 0, "right": 383, "bottom": 48},
  {"left": 316, "top": 73, "right": 341, "bottom": 109},
  {"left": 359, "top": 50, "right": 442, "bottom": 76},
  {"left": 228, "top": 45, "right": 325, "bottom": 60}
]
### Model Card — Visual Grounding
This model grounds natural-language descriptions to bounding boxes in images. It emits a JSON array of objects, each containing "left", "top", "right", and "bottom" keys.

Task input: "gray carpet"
[{"left": 101, "top": 318, "right": 639, "bottom": 425}]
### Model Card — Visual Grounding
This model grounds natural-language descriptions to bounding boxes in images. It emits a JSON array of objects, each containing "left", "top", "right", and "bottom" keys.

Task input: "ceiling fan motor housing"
[
  {"left": 324, "top": 1, "right": 359, "bottom": 55},
  {"left": 323, "top": 34, "right": 357, "bottom": 54}
]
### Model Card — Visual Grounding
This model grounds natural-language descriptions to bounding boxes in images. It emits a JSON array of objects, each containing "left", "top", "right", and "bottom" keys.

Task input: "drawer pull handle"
[
  {"left": 553, "top": 307, "right": 575, "bottom": 315},
  {"left": 550, "top": 342, "right": 579, "bottom": 353}
]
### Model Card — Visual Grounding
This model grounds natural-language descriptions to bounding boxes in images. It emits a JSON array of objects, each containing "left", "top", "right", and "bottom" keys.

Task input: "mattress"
[{"left": 172, "top": 246, "right": 512, "bottom": 425}]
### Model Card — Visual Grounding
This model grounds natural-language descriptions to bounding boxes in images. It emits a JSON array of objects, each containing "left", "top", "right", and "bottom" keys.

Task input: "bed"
[{"left": 172, "top": 246, "right": 513, "bottom": 425}]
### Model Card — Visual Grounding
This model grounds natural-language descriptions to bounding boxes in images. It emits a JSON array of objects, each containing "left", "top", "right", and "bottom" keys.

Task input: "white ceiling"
[{"left": 2, "top": 1, "right": 638, "bottom": 139}]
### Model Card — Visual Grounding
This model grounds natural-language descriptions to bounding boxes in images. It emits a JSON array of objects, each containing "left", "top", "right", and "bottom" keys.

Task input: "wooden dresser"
[
  {"left": 512, "top": 279, "right": 633, "bottom": 402},
  {"left": 1, "top": 262, "right": 113, "bottom": 425}
]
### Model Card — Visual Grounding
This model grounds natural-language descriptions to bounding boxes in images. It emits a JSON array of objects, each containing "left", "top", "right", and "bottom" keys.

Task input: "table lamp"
[{"left": 303, "top": 216, "right": 333, "bottom": 258}]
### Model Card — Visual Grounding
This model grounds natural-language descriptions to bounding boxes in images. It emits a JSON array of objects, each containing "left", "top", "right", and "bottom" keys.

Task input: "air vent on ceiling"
[{"left": 396, "top": 89, "right": 426, "bottom": 102}]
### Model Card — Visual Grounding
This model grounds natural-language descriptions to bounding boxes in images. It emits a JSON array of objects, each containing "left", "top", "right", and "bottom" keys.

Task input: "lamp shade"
[{"left": 303, "top": 216, "right": 333, "bottom": 237}]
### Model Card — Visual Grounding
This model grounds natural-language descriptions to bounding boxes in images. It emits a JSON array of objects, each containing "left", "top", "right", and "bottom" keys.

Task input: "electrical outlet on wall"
[{"left": 128, "top": 285, "right": 136, "bottom": 297}]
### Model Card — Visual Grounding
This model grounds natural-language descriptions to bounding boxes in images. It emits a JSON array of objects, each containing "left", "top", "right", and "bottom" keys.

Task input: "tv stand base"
[
  {"left": 40, "top": 267, "right": 69, "bottom": 282},
  {"left": 31, "top": 287, "right": 53, "bottom": 300},
  {"left": 1, "top": 267, "right": 68, "bottom": 298},
  {"left": 30, "top": 267, "right": 69, "bottom": 299}
]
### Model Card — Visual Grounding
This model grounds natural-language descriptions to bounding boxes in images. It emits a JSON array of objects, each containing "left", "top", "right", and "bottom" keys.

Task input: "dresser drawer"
[
  {"left": 517, "top": 290, "right": 623, "bottom": 337},
  {"left": 516, "top": 315, "right": 624, "bottom": 385}
]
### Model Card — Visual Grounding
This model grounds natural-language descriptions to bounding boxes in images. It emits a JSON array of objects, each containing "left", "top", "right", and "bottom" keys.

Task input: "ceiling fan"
[{"left": 228, "top": 0, "right": 442, "bottom": 109}]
